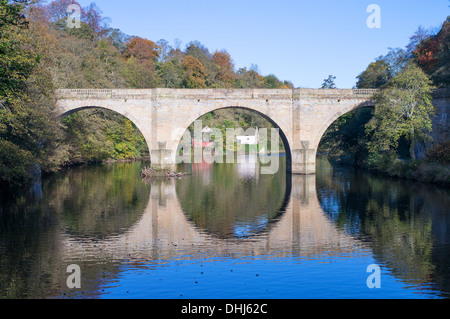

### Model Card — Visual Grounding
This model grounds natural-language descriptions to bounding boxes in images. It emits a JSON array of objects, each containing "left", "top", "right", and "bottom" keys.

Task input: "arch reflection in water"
[
  {"left": 59, "top": 157, "right": 362, "bottom": 264},
  {"left": 55, "top": 163, "right": 151, "bottom": 239},
  {"left": 176, "top": 155, "right": 289, "bottom": 239}
]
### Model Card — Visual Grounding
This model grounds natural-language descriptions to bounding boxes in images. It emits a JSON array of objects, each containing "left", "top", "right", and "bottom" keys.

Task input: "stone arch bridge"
[{"left": 56, "top": 88, "right": 377, "bottom": 174}]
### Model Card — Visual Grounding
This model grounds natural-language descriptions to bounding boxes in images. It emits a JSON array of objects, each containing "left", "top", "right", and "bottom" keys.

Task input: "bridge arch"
[
  {"left": 312, "top": 100, "right": 375, "bottom": 151},
  {"left": 58, "top": 104, "right": 151, "bottom": 160},
  {"left": 174, "top": 106, "right": 293, "bottom": 173}
]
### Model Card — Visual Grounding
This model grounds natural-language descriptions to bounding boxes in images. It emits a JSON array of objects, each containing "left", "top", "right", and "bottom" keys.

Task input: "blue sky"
[{"left": 75, "top": 0, "right": 449, "bottom": 88}]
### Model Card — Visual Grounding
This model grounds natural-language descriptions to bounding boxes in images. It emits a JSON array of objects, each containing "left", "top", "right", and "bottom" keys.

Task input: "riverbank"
[
  {"left": 322, "top": 155, "right": 450, "bottom": 187},
  {"left": 367, "top": 159, "right": 450, "bottom": 186}
]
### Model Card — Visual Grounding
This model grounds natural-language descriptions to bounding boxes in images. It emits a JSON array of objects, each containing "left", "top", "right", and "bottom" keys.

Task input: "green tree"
[
  {"left": 263, "top": 74, "right": 283, "bottom": 89},
  {"left": 121, "top": 56, "right": 160, "bottom": 88},
  {"left": 61, "top": 111, "right": 115, "bottom": 164},
  {"left": 366, "top": 63, "right": 435, "bottom": 160},
  {"left": 157, "top": 59, "right": 183, "bottom": 88},
  {"left": 0, "top": 0, "right": 38, "bottom": 98},
  {"left": 356, "top": 59, "right": 391, "bottom": 88},
  {"left": 321, "top": 75, "right": 336, "bottom": 89},
  {"left": 107, "top": 118, "right": 139, "bottom": 159},
  {"left": 1, "top": 0, "right": 64, "bottom": 185},
  {"left": 234, "top": 67, "right": 264, "bottom": 88},
  {"left": 318, "top": 107, "right": 373, "bottom": 166}
]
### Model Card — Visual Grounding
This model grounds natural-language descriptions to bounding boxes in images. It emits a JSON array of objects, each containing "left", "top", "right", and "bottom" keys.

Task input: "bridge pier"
[
  {"left": 150, "top": 142, "right": 177, "bottom": 171},
  {"left": 292, "top": 147, "right": 317, "bottom": 175}
]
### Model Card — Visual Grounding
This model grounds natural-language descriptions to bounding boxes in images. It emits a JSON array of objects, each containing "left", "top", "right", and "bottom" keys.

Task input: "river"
[{"left": 0, "top": 156, "right": 449, "bottom": 299}]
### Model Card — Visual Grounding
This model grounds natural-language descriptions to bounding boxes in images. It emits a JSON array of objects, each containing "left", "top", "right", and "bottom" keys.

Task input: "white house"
[{"left": 236, "top": 127, "right": 259, "bottom": 145}]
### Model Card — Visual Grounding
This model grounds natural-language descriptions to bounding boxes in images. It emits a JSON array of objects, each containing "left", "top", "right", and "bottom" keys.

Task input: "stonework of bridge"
[{"left": 56, "top": 88, "right": 377, "bottom": 174}]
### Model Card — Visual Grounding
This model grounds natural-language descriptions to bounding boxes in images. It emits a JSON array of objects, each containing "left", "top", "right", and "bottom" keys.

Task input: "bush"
[
  {"left": 367, "top": 151, "right": 398, "bottom": 172},
  {"left": 366, "top": 149, "right": 450, "bottom": 186},
  {"left": 413, "top": 161, "right": 450, "bottom": 185},
  {"left": 426, "top": 141, "right": 450, "bottom": 164},
  {"left": 0, "top": 140, "right": 35, "bottom": 185}
]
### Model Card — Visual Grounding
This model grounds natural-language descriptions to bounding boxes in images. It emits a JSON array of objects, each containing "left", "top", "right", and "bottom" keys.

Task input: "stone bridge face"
[{"left": 56, "top": 88, "right": 377, "bottom": 174}]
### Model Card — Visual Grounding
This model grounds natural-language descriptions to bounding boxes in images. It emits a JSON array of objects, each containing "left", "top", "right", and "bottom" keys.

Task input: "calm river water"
[{"left": 0, "top": 156, "right": 449, "bottom": 299}]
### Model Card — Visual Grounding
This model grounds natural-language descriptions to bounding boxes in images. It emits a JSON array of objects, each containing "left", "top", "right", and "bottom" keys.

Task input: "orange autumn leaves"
[
  {"left": 181, "top": 55, "right": 207, "bottom": 88},
  {"left": 123, "top": 38, "right": 237, "bottom": 72},
  {"left": 124, "top": 36, "right": 159, "bottom": 64},
  {"left": 180, "top": 50, "right": 235, "bottom": 88},
  {"left": 212, "top": 50, "right": 236, "bottom": 86},
  {"left": 122, "top": 37, "right": 240, "bottom": 89}
]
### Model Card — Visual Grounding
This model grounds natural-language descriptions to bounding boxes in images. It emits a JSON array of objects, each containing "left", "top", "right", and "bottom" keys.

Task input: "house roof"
[{"left": 237, "top": 127, "right": 258, "bottom": 136}]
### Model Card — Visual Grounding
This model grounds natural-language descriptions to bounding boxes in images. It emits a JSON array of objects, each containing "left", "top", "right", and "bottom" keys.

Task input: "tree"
[
  {"left": 82, "top": 2, "right": 108, "bottom": 39},
  {"left": 406, "top": 26, "right": 432, "bottom": 53},
  {"left": 318, "top": 107, "right": 373, "bottom": 166},
  {"left": 156, "top": 38, "right": 172, "bottom": 63},
  {"left": 366, "top": 63, "right": 435, "bottom": 160},
  {"left": 356, "top": 59, "right": 391, "bottom": 88},
  {"left": 158, "top": 59, "right": 183, "bottom": 88},
  {"left": 235, "top": 67, "right": 264, "bottom": 88},
  {"left": 430, "top": 17, "right": 450, "bottom": 87},
  {"left": 413, "top": 17, "right": 450, "bottom": 87},
  {"left": 263, "top": 74, "right": 283, "bottom": 88},
  {"left": 95, "top": 38, "right": 126, "bottom": 87},
  {"left": 45, "top": 0, "right": 81, "bottom": 25},
  {"left": 185, "top": 41, "right": 218, "bottom": 87},
  {"left": 356, "top": 48, "right": 410, "bottom": 89},
  {"left": 0, "top": 0, "right": 38, "bottom": 98},
  {"left": 321, "top": 75, "right": 336, "bottom": 89},
  {"left": 181, "top": 55, "right": 207, "bottom": 88},
  {"left": 1, "top": 0, "right": 64, "bottom": 184},
  {"left": 124, "top": 36, "right": 159, "bottom": 65},
  {"left": 103, "top": 28, "right": 129, "bottom": 53},
  {"left": 383, "top": 48, "right": 410, "bottom": 77},
  {"left": 212, "top": 50, "right": 235, "bottom": 87},
  {"left": 122, "top": 56, "right": 160, "bottom": 88}
]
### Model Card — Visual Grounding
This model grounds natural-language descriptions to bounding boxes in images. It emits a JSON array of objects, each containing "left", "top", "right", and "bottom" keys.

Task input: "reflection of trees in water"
[
  {"left": 0, "top": 162, "right": 151, "bottom": 298},
  {"left": 0, "top": 185, "right": 64, "bottom": 298},
  {"left": 51, "top": 162, "right": 150, "bottom": 238},
  {"left": 176, "top": 158, "right": 288, "bottom": 239},
  {"left": 316, "top": 158, "right": 450, "bottom": 297}
]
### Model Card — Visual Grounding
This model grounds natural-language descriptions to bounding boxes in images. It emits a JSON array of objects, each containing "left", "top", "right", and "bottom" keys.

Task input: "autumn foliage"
[
  {"left": 426, "top": 141, "right": 450, "bottom": 165},
  {"left": 124, "top": 36, "right": 159, "bottom": 64},
  {"left": 181, "top": 55, "right": 207, "bottom": 88},
  {"left": 212, "top": 50, "right": 236, "bottom": 86},
  {"left": 412, "top": 16, "right": 450, "bottom": 87},
  {"left": 0, "top": 0, "right": 293, "bottom": 185}
]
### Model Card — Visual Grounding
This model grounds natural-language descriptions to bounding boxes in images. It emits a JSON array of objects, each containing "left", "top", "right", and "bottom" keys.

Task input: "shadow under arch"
[
  {"left": 313, "top": 101, "right": 375, "bottom": 158},
  {"left": 315, "top": 102, "right": 375, "bottom": 167},
  {"left": 59, "top": 105, "right": 150, "bottom": 160},
  {"left": 175, "top": 106, "right": 293, "bottom": 174}
]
